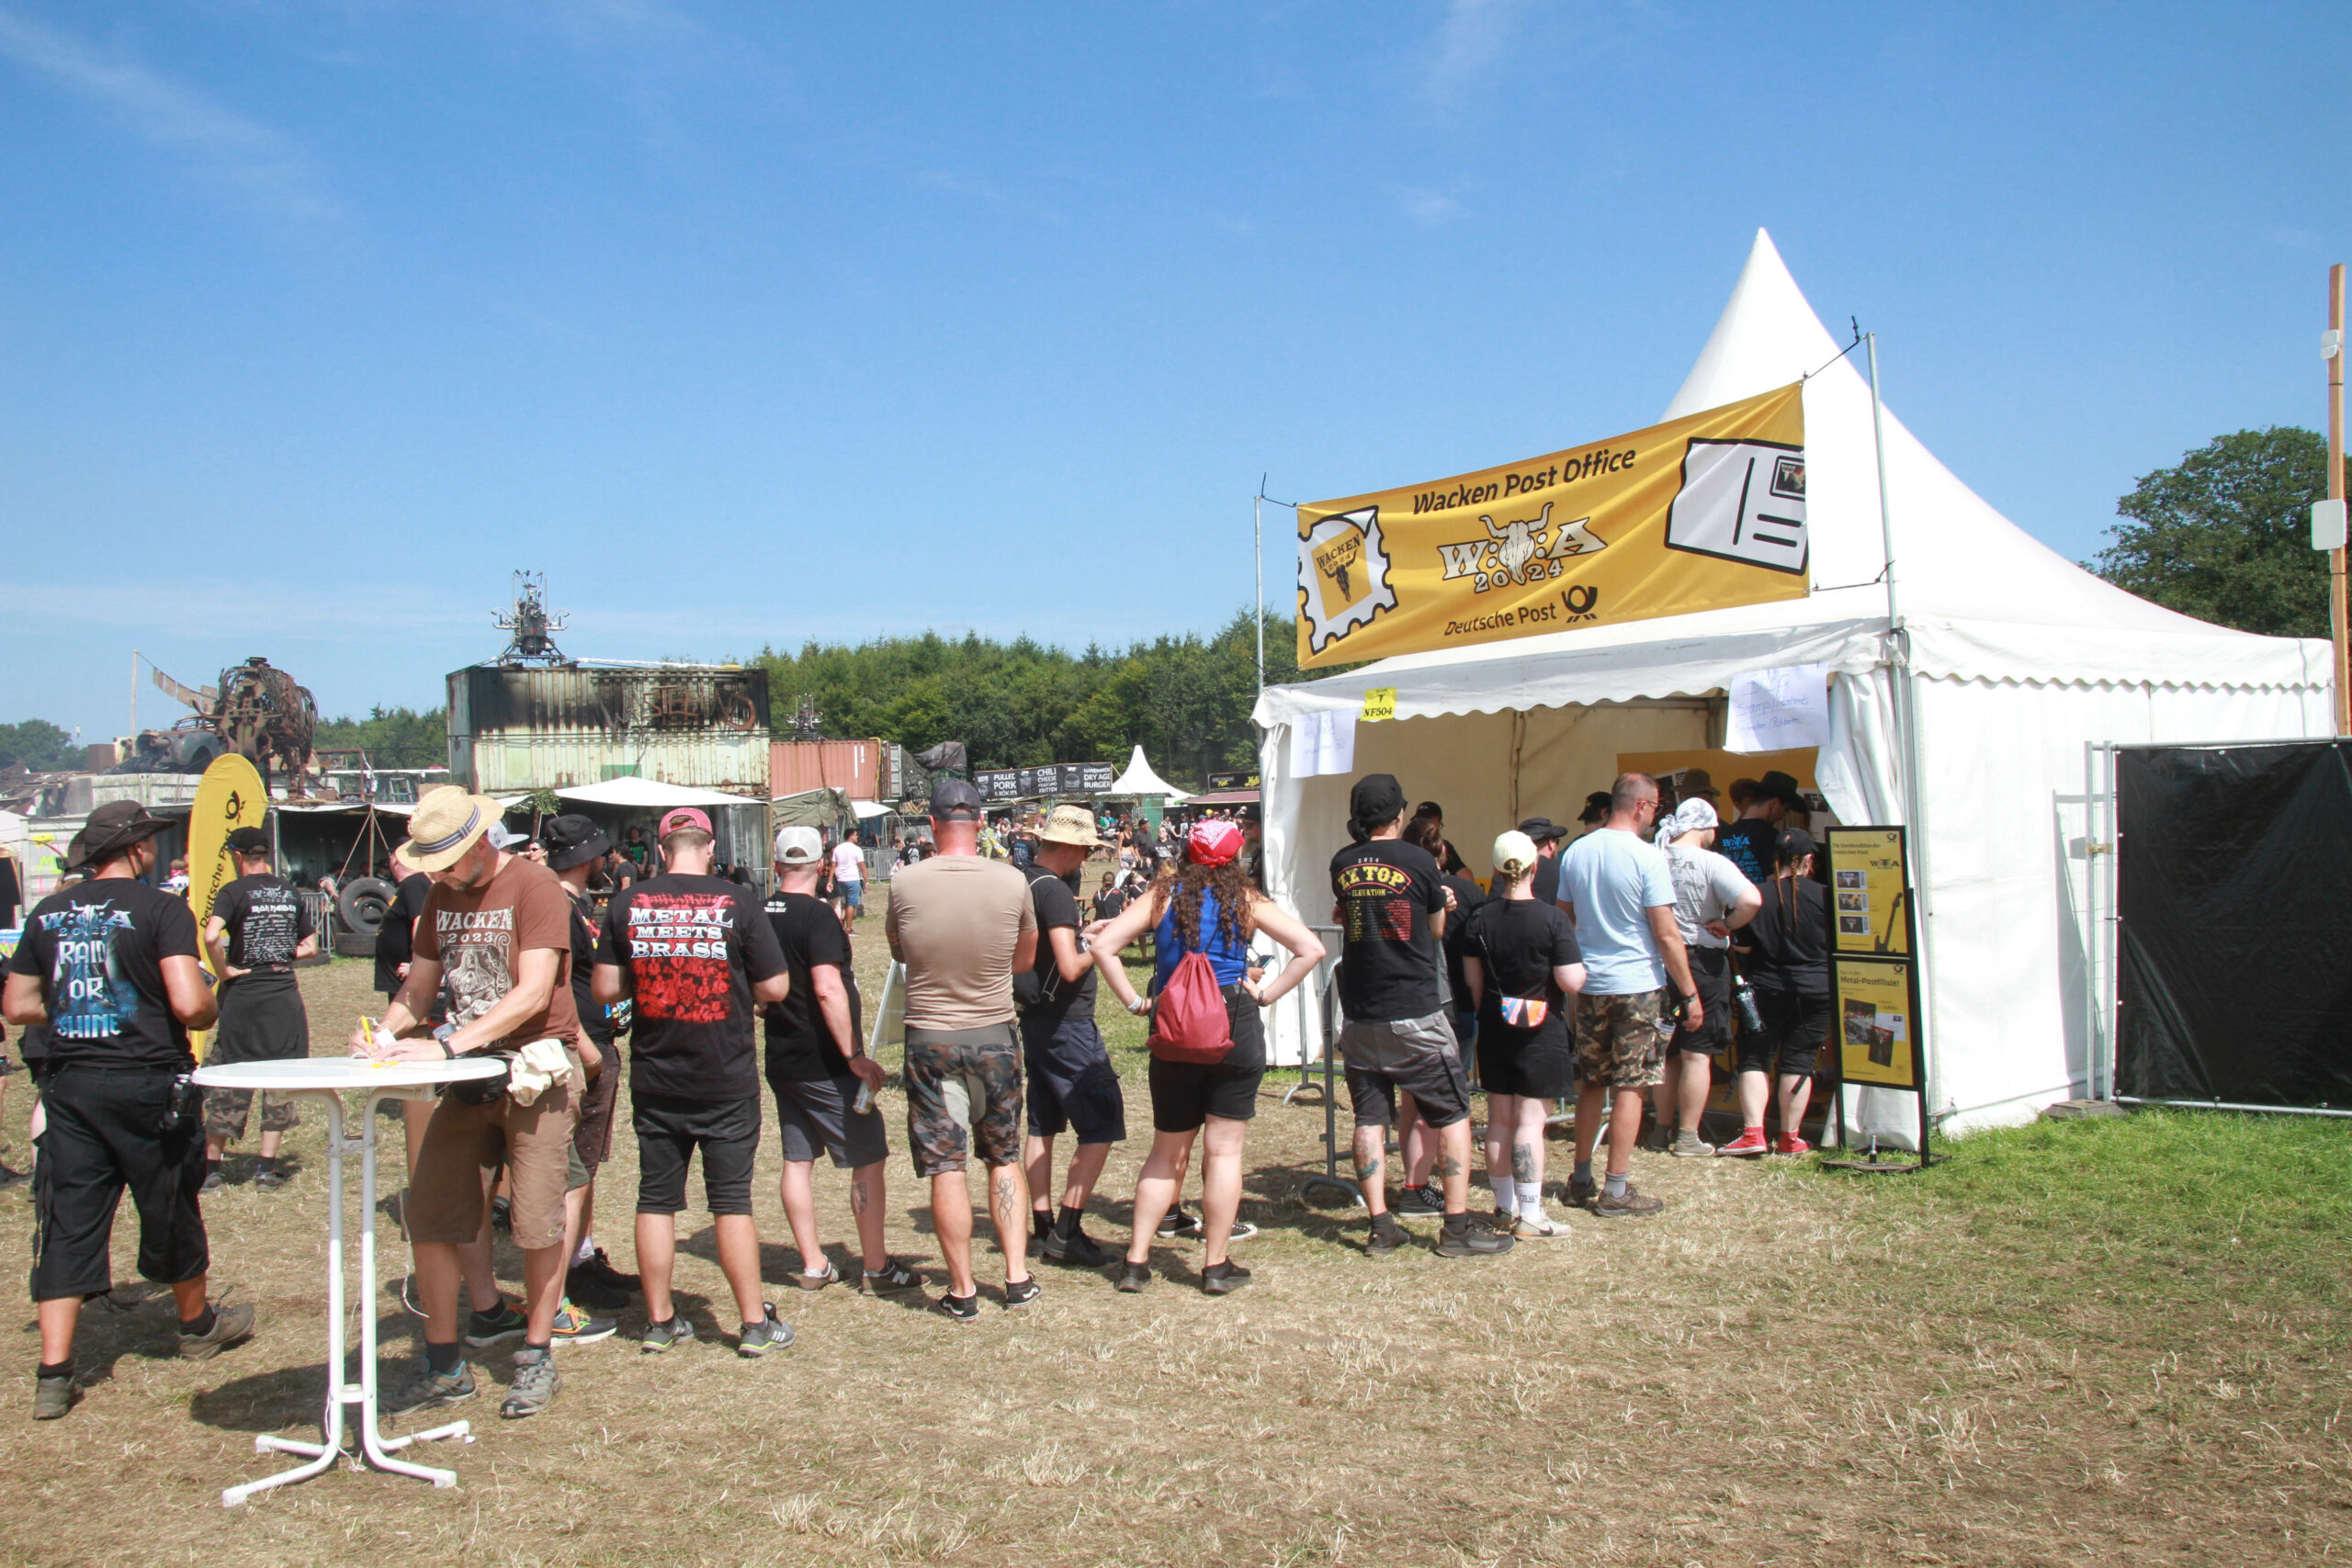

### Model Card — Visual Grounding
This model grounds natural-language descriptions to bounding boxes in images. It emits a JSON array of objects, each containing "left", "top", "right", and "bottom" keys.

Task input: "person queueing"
[
  {"left": 1722, "top": 829, "right": 1831, "bottom": 1156},
  {"left": 361, "top": 789, "right": 585, "bottom": 1420},
  {"left": 1461, "top": 829, "right": 1586, "bottom": 1238},
  {"left": 199, "top": 825, "right": 319, "bottom": 1193},
  {"left": 1714, "top": 770, "right": 1804, "bottom": 888},
  {"left": 1093, "top": 818, "right": 1324, "bottom": 1293},
  {"left": 594, "top": 807, "right": 795, "bottom": 1357},
  {"left": 884, "top": 778, "right": 1041, "bottom": 1320},
  {"left": 1329, "top": 774, "right": 1512, "bottom": 1258},
  {"left": 763, "top": 827, "right": 915, "bottom": 1296},
  {"left": 1017, "top": 805, "right": 1126, "bottom": 1269},
  {"left": 3, "top": 802, "right": 257, "bottom": 1420},
  {"left": 539, "top": 816, "right": 630, "bottom": 1341},
  {"left": 1656, "top": 799, "right": 1760, "bottom": 1158}
]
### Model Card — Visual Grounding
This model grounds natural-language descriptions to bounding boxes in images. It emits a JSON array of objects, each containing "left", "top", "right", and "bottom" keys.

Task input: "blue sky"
[{"left": 3, "top": 2, "right": 2339, "bottom": 745}]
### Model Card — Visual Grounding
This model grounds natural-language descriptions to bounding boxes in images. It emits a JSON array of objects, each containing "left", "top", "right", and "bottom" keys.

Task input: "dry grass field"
[{"left": 0, "top": 877, "right": 2346, "bottom": 1566}]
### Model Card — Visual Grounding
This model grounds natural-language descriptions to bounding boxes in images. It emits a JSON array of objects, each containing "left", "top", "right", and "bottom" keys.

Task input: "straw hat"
[
  {"left": 400, "top": 786, "right": 503, "bottom": 873},
  {"left": 1036, "top": 804, "right": 1102, "bottom": 848}
]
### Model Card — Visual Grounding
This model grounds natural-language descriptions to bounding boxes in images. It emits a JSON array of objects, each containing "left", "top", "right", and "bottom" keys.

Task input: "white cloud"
[
  {"left": 1400, "top": 187, "right": 1461, "bottom": 225},
  {"left": 1422, "top": 0, "right": 1529, "bottom": 107},
  {"left": 0, "top": 6, "right": 338, "bottom": 223}
]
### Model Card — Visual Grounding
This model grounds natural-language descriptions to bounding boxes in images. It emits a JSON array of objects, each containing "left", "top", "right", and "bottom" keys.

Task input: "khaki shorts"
[
  {"left": 408, "top": 1075, "right": 578, "bottom": 1251},
  {"left": 1573, "top": 989, "right": 1671, "bottom": 1092}
]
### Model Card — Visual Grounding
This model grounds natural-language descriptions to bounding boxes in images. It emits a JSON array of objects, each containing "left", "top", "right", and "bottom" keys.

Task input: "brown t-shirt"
[
  {"left": 885, "top": 852, "right": 1037, "bottom": 1030},
  {"left": 413, "top": 853, "right": 582, "bottom": 1049}
]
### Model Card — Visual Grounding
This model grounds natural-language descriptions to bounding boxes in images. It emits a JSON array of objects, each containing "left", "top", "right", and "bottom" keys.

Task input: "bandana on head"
[
  {"left": 1187, "top": 818, "right": 1245, "bottom": 867},
  {"left": 1655, "top": 796, "right": 1720, "bottom": 845}
]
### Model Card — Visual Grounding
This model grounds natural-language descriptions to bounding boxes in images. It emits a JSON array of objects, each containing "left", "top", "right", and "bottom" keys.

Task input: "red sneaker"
[
  {"left": 1773, "top": 1133, "right": 1811, "bottom": 1156},
  {"left": 1719, "top": 1128, "right": 1770, "bottom": 1157}
]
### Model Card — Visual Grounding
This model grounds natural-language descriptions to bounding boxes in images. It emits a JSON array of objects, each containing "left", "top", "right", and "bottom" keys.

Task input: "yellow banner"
[{"left": 1295, "top": 382, "right": 1807, "bottom": 668}]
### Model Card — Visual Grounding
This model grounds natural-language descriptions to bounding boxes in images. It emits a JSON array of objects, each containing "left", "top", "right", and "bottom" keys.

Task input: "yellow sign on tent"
[
  {"left": 1296, "top": 382, "right": 1807, "bottom": 669},
  {"left": 184, "top": 753, "right": 266, "bottom": 1062}
]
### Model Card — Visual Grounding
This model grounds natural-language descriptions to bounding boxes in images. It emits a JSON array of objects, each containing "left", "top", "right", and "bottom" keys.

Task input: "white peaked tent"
[
  {"left": 1254, "top": 230, "right": 2334, "bottom": 1135},
  {"left": 1108, "top": 745, "right": 1190, "bottom": 801}
]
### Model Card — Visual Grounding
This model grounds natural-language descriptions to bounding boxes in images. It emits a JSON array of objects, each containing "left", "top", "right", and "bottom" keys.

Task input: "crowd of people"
[{"left": 0, "top": 761, "right": 1831, "bottom": 1426}]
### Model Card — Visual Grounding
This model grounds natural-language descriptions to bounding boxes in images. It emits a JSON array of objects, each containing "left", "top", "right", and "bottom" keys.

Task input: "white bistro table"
[{"left": 190, "top": 1055, "right": 505, "bottom": 1508}]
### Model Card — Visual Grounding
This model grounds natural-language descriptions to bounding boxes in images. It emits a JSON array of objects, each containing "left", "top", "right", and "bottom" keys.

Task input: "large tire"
[{"left": 337, "top": 875, "right": 394, "bottom": 935}]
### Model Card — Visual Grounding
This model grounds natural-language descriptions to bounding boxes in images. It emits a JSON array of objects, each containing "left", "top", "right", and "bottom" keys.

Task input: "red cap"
[
  {"left": 658, "top": 807, "right": 713, "bottom": 840},
  {"left": 1187, "top": 818, "right": 1244, "bottom": 867}
]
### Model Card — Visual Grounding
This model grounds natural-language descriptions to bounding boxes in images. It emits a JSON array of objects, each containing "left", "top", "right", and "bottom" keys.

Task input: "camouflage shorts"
[
  {"left": 901, "top": 1022, "right": 1023, "bottom": 1178},
  {"left": 1571, "top": 989, "right": 1671, "bottom": 1092},
  {"left": 202, "top": 1088, "right": 300, "bottom": 1144}
]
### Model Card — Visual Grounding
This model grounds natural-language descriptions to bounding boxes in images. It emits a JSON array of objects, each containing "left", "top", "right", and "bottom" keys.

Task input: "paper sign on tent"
[
  {"left": 1293, "top": 708, "right": 1356, "bottom": 778},
  {"left": 1727, "top": 663, "right": 1831, "bottom": 752}
]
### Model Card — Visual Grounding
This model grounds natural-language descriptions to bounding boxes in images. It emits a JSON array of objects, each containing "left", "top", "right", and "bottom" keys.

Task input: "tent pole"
[
  {"left": 2328, "top": 265, "right": 2348, "bottom": 737},
  {"left": 1867, "top": 333, "right": 1938, "bottom": 1161},
  {"left": 1255, "top": 482, "right": 1267, "bottom": 699}
]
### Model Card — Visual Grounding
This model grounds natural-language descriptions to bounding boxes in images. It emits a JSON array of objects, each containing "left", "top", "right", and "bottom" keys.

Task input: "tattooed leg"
[
  {"left": 1353, "top": 1124, "right": 1388, "bottom": 1216},
  {"left": 989, "top": 1162, "right": 1033, "bottom": 1283}
]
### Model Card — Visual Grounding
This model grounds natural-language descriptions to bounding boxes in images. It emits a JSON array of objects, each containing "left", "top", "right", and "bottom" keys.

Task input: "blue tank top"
[{"left": 1151, "top": 886, "right": 1251, "bottom": 992}]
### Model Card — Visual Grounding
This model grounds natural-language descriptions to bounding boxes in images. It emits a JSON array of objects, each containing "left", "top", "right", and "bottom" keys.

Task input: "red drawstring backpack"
[{"left": 1147, "top": 951, "right": 1234, "bottom": 1065}]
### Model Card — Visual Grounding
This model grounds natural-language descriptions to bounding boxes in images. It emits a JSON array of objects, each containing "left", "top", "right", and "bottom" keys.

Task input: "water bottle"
[
  {"left": 1732, "top": 974, "right": 1765, "bottom": 1034},
  {"left": 851, "top": 1076, "right": 876, "bottom": 1116}
]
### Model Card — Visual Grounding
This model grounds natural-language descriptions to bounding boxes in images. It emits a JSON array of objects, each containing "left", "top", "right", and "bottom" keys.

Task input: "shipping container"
[
  {"left": 769, "top": 738, "right": 883, "bottom": 800},
  {"left": 447, "top": 664, "right": 771, "bottom": 795}
]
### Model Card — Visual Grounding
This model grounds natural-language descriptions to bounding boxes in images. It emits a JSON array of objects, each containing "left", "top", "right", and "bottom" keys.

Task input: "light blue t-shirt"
[{"left": 1555, "top": 828, "right": 1674, "bottom": 996}]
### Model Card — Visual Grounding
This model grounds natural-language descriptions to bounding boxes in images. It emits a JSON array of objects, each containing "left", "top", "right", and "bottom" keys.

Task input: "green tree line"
[{"left": 313, "top": 705, "right": 447, "bottom": 770}]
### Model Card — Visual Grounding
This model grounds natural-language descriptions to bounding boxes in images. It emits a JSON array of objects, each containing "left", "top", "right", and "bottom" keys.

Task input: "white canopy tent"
[
  {"left": 553, "top": 777, "right": 750, "bottom": 809},
  {"left": 1107, "top": 744, "right": 1191, "bottom": 802},
  {"left": 1254, "top": 230, "right": 2333, "bottom": 1136}
]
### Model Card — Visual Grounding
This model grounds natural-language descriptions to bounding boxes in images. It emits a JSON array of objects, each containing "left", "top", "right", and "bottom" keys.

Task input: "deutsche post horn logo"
[{"left": 1298, "top": 505, "right": 1396, "bottom": 654}]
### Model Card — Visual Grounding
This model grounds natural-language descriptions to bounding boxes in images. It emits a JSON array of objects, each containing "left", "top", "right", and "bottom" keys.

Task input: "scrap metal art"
[
  {"left": 126, "top": 656, "right": 319, "bottom": 791},
  {"left": 493, "top": 570, "right": 571, "bottom": 667}
]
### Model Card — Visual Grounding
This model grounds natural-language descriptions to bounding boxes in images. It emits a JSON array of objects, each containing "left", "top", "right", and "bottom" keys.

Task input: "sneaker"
[
  {"left": 793, "top": 1260, "right": 841, "bottom": 1292},
  {"left": 0, "top": 1161, "right": 29, "bottom": 1191},
  {"left": 563, "top": 1266, "right": 630, "bottom": 1312},
  {"left": 1719, "top": 1128, "right": 1770, "bottom": 1157},
  {"left": 1226, "top": 1219, "right": 1261, "bottom": 1242},
  {"left": 1774, "top": 1133, "right": 1812, "bottom": 1156},
  {"left": 548, "top": 1300, "right": 616, "bottom": 1347},
  {"left": 639, "top": 1315, "right": 695, "bottom": 1353},
  {"left": 859, "top": 1260, "right": 922, "bottom": 1296},
  {"left": 1002, "top": 1277, "right": 1042, "bottom": 1310},
  {"left": 1156, "top": 1208, "right": 1204, "bottom": 1240},
  {"left": 1669, "top": 1132, "right": 1717, "bottom": 1158},
  {"left": 1367, "top": 1217, "right": 1408, "bottom": 1256},
  {"left": 1432, "top": 1222, "right": 1516, "bottom": 1258},
  {"left": 33, "top": 1374, "right": 76, "bottom": 1420},
  {"left": 576, "top": 1247, "right": 639, "bottom": 1293},
  {"left": 1511, "top": 1211, "right": 1567, "bottom": 1240},
  {"left": 383, "top": 1358, "right": 476, "bottom": 1417},
  {"left": 254, "top": 1167, "right": 290, "bottom": 1192},
  {"left": 1394, "top": 1184, "right": 1444, "bottom": 1215},
  {"left": 1565, "top": 1175, "right": 1598, "bottom": 1211},
  {"left": 1042, "top": 1228, "right": 1111, "bottom": 1268},
  {"left": 463, "top": 1300, "right": 528, "bottom": 1348},
  {"left": 935, "top": 1291, "right": 980, "bottom": 1323},
  {"left": 1594, "top": 1183, "right": 1666, "bottom": 1218},
  {"left": 737, "top": 1304, "right": 794, "bottom": 1358},
  {"left": 500, "top": 1346, "right": 560, "bottom": 1418},
  {"left": 177, "top": 1301, "right": 257, "bottom": 1360},
  {"left": 198, "top": 1167, "right": 223, "bottom": 1195},
  {"left": 1114, "top": 1262, "right": 1151, "bottom": 1293},
  {"left": 1638, "top": 1125, "right": 1671, "bottom": 1154},
  {"left": 1200, "top": 1260, "right": 1252, "bottom": 1295}
]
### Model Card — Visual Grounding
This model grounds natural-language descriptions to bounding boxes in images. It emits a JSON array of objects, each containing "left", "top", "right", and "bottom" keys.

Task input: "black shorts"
[
  {"left": 1476, "top": 1026, "right": 1574, "bottom": 1100},
  {"left": 1738, "top": 988, "right": 1830, "bottom": 1078},
  {"left": 633, "top": 1092, "right": 762, "bottom": 1216},
  {"left": 1674, "top": 947, "right": 1733, "bottom": 1056},
  {"left": 31, "top": 1066, "right": 209, "bottom": 1302},
  {"left": 1148, "top": 988, "right": 1267, "bottom": 1133},
  {"left": 770, "top": 1074, "right": 890, "bottom": 1169},
  {"left": 1020, "top": 1013, "right": 1127, "bottom": 1144},
  {"left": 1337, "top": 1010, "right": 1471, "bottom": 1130},
  {"left": 573, "top": 1033, "right": 620, "bottom": 1168}
]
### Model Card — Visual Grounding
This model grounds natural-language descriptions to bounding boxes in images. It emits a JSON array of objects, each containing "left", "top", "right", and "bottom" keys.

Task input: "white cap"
[
  {"left": 1491, "top": 829, "right": 1539, "bottom": 874},
  {"left": 774, "top": 825, "right": 823, "bottom": 865}
]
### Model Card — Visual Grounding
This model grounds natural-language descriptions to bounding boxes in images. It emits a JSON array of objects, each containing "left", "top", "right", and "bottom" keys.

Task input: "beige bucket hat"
[{"left": 1036, "top": 803, "right": 1102, "bottom": 848}]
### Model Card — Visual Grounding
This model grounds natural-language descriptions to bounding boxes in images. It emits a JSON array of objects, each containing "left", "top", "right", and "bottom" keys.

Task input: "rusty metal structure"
[
  {"left": 122, "top": 655, "right": 319, "bottom": 791},
  {"left": 493, "top": 570, "right": 571, "bottom": 667},
  {"left": 447, "top": 663, "right": 772, "bottom": 794}
]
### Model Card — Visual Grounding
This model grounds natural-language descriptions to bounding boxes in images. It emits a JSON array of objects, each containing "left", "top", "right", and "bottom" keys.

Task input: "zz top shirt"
[
  {"left": 1329, "top": 838, "right": 1447, "bottom": 1022},
  {"left": 598, "top": 874, "right": 786, "bottom": 1102},
  {"left": 7, "top": 877, "right": 200, "bottom": 1070},
  {"left": 763, "top": 891, "right": 863, "bottom": 1083},
  {"left": 214, "top": 874, "right": 312, "bottom": 990}
]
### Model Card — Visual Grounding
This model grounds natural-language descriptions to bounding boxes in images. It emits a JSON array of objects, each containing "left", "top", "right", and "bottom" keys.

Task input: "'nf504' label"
[{"left": 1295, "top": 382, "right": 1808, "bottom": 668}]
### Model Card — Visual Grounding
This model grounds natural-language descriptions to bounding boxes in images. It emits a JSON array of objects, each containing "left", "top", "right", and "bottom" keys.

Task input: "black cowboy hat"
[{"left": 69, "top": 800, "right": 175, "bottom": 873}]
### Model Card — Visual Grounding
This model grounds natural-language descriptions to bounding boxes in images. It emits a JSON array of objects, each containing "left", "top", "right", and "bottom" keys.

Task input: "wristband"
[{"left": 439, "top": 1038, "right": 455, "bottom": 1059}]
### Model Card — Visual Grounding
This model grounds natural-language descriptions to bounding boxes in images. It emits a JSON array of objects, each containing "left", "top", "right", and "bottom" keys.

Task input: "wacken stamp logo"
[
  {"left": 1434, "top": 501, "right": 1609, "bottom": 593},
  {"left": 1298, "top": 505, "right": 1398, "bottom": 654}
]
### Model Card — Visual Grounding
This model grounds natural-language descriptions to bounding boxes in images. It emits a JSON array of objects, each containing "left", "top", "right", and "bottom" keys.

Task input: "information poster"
[
  {"left": 1833, "top": 957, "right": 1922, "bottom": 1090},
  {"left": 1822, "top": 825, "right": 1912, "bottom": 957}
]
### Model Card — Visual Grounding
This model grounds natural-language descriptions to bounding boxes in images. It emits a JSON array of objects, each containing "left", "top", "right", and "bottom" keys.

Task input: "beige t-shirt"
[{"left": 885, "top": 853, "right": 1037, "bottom": 1030}]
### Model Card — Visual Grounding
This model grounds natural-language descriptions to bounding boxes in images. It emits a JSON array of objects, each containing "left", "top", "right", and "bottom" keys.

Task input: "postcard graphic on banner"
[{"left": 1295, "top": 382, "right": 1807, "bottom": 668}]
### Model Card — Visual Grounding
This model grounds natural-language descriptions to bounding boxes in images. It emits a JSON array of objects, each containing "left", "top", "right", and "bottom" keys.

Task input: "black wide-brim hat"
[
  {"left": 541, "top": 813, "right": 614, "bottom": 872},
  {"left": 69, "top": 799, "right": 175, "bottom": 873}
]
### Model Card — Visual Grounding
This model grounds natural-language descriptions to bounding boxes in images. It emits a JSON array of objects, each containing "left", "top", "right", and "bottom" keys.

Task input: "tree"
[
  {"left": 314, "top": 706, "right": 447, "bottom": 770},
  {"left": 0, "top": 718, "right": 79, "bottom": 773},
  {"left": 2088, "top": 427, "right": 2334, "bottom": 637}
]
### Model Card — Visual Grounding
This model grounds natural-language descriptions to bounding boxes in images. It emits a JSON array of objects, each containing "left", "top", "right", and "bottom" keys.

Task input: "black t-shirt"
[
  {"left": 214, "top": 874, "right": 312, "bottom": 992},
  {"left": 564, "top": 886, "right": 614, "bottom": 1048},
  {"left": 8, "top": 877, "right": 201, "bottom": 1070},
  {"left": 1329, "top": 839, "right": 1447, "bottom": 1021},
  {"left": 1716, "top": 818, "right": 1778, "bottom": 889},
  {"left": 1015, "top": 865, "right": 1096, "bottom": 1022},
  {"left": 1091, "top": 887, "right": 1127, "bottom": 922},
  {"left": 762, "top": 891, "right": 863, "bottom": 1082},
  {"left": 1530, "top": 853, "right": 1561, "bottom": 909},
  {"left": 1439, "top": 872, "right": 1485, "bottom": 1011},
  {"left": 375, "top": 872, "right": 433, "bottom": 996},
  {"left": 1742, "top": 875, "right": 1830, "bottom": 996},
  {"left": 1466, "top": 897, "right": 1583, "bottom": 1049},
  {"left": 596, "top": 874, "right": 787, "bottom": 1102}
]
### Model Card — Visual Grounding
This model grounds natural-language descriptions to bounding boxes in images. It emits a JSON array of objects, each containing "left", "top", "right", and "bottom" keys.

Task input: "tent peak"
[{"left": 1662, "top": 229, "right": 1845, "bottom": 422}]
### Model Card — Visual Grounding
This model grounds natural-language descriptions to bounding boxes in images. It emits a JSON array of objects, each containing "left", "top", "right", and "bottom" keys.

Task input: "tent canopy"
[
  {"left": 773, "top": 787, "right": 853, "bottom": 829},
  {"left": 1253, "top": 230, "right": 2332, "bottom": 1135},
  {"left": 1107, "top": 744, "right": 1190, "bottom": 800},
  {"left": 554, "top": 777, "right": 752, "bottom": 809}
]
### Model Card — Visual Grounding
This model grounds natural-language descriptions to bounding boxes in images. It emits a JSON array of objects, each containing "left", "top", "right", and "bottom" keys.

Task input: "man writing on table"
[{"left": 356, "top": 788, "right": 585, "bottom": 1421}]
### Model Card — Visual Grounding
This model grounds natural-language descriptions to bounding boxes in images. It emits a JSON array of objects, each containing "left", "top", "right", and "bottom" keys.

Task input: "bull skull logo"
[{"left": 1479, "top": 502, "right": 1555, "bottom": 588}]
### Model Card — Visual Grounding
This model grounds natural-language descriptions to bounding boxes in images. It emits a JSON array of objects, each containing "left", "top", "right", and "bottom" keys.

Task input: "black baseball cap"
[
  {"left": 1350, "top": 773, "right": 1407, "bottom": 827},
  {"left": 1516, "top": 817, "right": 1566, "bottom": 842},
  {"left": 540, "top": 814, "right": 613, "bottom": 872},
  {"left": 1577, "top": 790, "right": 1613, "bottom": 825},
  {"left": 225, "top": 826, "right": 271, "bottom": 855},
  {"left": 930, "top": 777, "right": 985, "bottom": 820}
]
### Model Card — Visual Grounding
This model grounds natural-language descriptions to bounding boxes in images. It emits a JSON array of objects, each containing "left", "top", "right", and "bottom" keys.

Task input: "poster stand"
[{"left": 1817, "top": 825, "right": 1932, "bottom": 1173}]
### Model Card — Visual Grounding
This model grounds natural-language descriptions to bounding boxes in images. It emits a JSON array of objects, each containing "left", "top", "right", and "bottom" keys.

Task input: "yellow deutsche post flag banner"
[{"left": 1295, "top": 382, "right": 1807, "bottom": 669}]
